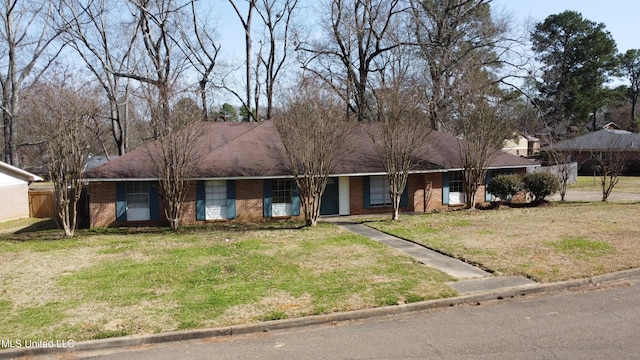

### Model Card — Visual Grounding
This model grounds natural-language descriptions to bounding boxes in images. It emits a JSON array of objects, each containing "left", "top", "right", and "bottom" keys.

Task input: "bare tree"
[
  {"left": 545, "top": 141, "right": 573, "bottom": 201},
  {"left": 228, "top": 0, "right": 257, "bottom": 121},
  {"left": 145, "top": 101, "right": 202, "bottom": 230},
  {"left": 0, "top": 0, "right": 64, "bottom": 166},
  {"left": 116, "top": 0, "right": 190, "bottom": 136},
  {"left": 24, "top": 73, "right": 101, "bottom": 237},
  {"left": 177, "top": 0, "right": 221, "bottom": 121},
  {"left": 274, "top": 77, "right": 353, "bottom": 226},
  {"left": 454, "top": 72, "right": 515, "bottom": 209},
  {"left": 297, "top": 0, "right": 407, "bottom": 121},
  {"left": 410, "top": 0, "right": 517, "bottom": 131},
  {"left": 368, "top": 77, "right": 432, "bottom": 221},
  {"left": 57, "top": 0, "right": 140, "bottom": 157},
  {"left": 256, "top": 0, "right": 298, "bottom": 120},
  {"left": 588, "top": 138, "right": 632, "bottom": 202}
]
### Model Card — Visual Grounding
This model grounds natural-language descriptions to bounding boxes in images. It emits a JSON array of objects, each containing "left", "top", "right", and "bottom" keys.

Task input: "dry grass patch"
[
  {"left": 0, "top": 222, "right": 456, "bottom": 345},
  {"left": 365, "top": 202, "right": 640, "bottom": 282}
]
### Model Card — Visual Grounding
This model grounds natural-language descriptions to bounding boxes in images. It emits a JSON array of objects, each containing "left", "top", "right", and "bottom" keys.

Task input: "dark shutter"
[
  {"left": 116, "top": 182, "right": 127, "bottom": 222},
  {"left": 149, "top": 182, "right": 159, "bottom": 221},
  {"left": 485, "top": 171, "right": 494, "bottom": 202},
  {"left": 442, "top": 173, "right": 450, "bottom": 205},
  {"left": 263, "top": 179, "right": 272, "bottom": 218},
  {"left": 227, "top": 180, "right": 236, "bottom": 219},
  {"left": 400, "top": 184, "right": 408, "bottom": 207},
  {"left": 291, "top": 180, "right": 300, "bottom": 216},
  {"left": 363, "top": 177, "right": 371, "bottom": 209},
  {"left": 196, "top": 181, "right": 206, "bottom": 221}
]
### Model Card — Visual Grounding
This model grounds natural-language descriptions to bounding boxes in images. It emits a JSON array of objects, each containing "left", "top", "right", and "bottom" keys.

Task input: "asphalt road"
[{"left": 71, "top": 279, "right": 640, "bottom": 360}]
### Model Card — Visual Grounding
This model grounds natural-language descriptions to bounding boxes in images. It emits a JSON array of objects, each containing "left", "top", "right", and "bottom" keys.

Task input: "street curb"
[{"left": 2, "top": 268, "right": 640, "bottom": 359}]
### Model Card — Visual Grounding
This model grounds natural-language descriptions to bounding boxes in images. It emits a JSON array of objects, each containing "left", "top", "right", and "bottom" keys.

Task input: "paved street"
[{"left": 66, "top": 279, "right": 640, "bottom": 360}]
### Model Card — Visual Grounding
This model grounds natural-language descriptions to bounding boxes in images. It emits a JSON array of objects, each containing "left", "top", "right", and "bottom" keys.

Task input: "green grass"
[
  {"left": 363, "top": 202, "right": 640, "bottom": 282},
  {"left": 569, "top": 176, "right": 640, "bottom": 193},
  {"left": 0, "top": 222, "right": 456, "bottom": 344},
  {"left": 547, "top": 236, "right": 616, "bottom": 259}
]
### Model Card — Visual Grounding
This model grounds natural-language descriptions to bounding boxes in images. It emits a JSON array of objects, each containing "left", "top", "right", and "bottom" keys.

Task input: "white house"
[{"left": 0, "top": 161, "right": 42, "bottom": 222}]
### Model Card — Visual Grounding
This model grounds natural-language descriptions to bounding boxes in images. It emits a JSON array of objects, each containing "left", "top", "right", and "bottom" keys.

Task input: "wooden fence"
[{"left": 29, "top": 190, "right": 55, "bottom": 218}]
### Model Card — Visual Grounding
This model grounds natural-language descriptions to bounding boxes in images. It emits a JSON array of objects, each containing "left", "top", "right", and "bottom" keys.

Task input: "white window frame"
[
  {"left": 448, "top": 171, "right": 465, "bottom": 205},
  {"left": 272, "top": 179, "right": 293, "bottom": 216},
  {"left": 370, "top": 176, "right": 391, "bottom": 207},
  {"left": 126, "top": 182, "right": 150, "bottom": 221},
  {"left": 205, "top": 180, "right": 228, "bottom": 220}
]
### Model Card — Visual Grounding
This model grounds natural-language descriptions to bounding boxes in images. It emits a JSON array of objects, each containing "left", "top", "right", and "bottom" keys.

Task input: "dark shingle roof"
[
  {"left": 542, "top": 129, "right": 640, "bottom": 152},
  {"left": 85, "top": 120, "right": 538, "bottom": 180}
]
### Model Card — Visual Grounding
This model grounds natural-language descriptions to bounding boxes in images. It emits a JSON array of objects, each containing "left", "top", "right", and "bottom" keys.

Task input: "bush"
[
  {"left": 523, "top": 172, "right": 560, "bottom": 202},
  {"left": 487, "top": 174, "right": 523, "bottom": 203}
]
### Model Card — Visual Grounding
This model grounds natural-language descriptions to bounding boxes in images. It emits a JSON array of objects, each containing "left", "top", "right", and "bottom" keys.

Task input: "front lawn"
[
  {"left": 569, "top": 176, "right": 640, "bottom": 193},
  {"left": 365, "top": 202, "right": 640, "bottom": 283},
  {"left": 0, "top": 221, "right": 455, "bottom": 344}
]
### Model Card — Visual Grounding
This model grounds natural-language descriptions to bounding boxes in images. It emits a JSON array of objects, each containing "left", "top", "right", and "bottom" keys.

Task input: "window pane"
[
  {"left": 370, "top": 176, "right": 390, "bottom": 206},
  {"left": 126, "top": 182, "right": 150, "bottom": 221},
  {"left": 205, "top": 180, "right": 227, "bottom": 219},
  {"left": 272, "top": 179, "right": 292, "bottom": 204}
]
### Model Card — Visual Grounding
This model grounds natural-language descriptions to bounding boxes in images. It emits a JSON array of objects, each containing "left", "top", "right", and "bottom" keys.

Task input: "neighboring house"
[
  {"left": 541, "top": 129, "right": 640, "bottom": 174},
  {"left": 84, "top": 121, "right": 539, "bottom": 228},
  {"left": 503, "top": 133, "right": 540, "bottom": 157},
  {"left": 0, "top": 161, "right": 43, "bottom": 222}
]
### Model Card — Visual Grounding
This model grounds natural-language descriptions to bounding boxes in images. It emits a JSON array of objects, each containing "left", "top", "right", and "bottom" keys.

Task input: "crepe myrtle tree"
[
  {"left": 588, "top": 138, "right": 632, "bottom": 202},
  {"left": 367, "top": 80, "right": 432, "bottom": 221},
  {"left": 454, "top": 72, "right": 515, "bottom": 210},
  {"left": 274, "top": 77, "right": 354, "bottom": 226},
  {"left": 24, "top": 75, "right": 102, "bottom": 237},
  {"left": 146, "top": 98, "right": 204, "bottom": 230}
]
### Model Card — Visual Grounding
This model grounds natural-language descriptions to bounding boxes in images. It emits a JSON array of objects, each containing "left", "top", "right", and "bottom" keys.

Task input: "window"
[
  {"left": 370, "top": 176, "right": 391, "bottom": 206},
  {"left": 447, "top": 171, "right": 465, "bottom": 205},
  {"left": 126, "top": 182, "right": 150, "bottom": 221},
  {"left": 272, "top": 179, "right": 293, "bottom": 217},
  {"left": 449, "top": 171, "right": 463, "bottom": 193},
  {"left": 272, "top": 179, "right": 293, "bottom": 204},
  {"left": 205, "top": 180, "right": 227, "bottom": 219}
]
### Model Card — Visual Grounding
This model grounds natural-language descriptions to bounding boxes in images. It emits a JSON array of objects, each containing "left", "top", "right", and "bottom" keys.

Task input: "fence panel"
[{"left": 29, "top": 190, "right": 55, "bottom": 218}]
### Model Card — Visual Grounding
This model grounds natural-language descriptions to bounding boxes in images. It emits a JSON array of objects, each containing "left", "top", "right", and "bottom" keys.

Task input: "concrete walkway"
[{"left": 327, "top": 218, "right": 535, "bottom": 293}]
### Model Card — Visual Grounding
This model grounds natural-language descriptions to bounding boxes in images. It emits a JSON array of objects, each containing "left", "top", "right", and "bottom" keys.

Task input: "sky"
[
  {"left": 492, "top": 0, "right": 638, "bottom": 53},
  {"left": 216, "top": 1, "right": 638, "bottom": 60}
]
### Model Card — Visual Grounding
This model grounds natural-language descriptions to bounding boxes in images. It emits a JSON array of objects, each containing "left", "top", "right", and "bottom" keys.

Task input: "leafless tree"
[
  {"left": 297, "top": 0, "right": 407, "bottom": 122},
  {"left": 588, "top": 138, "right": 633, "bottom": 202},
  {"left": 0, "top": 0, "right": 65, "bottom": 166},
  {"left": 454, "top": 71, "right": 515, "bottom": 209},
  {"left": 545, "top": 141, "right": 573, "bottom": 201},
  {"left": 228, "top": 0, "right": 257, "bottom": 121},
  {"left": 256, "top": 0, "right": 298, "bottom": 120},
  {"left": 367, "top": 76, "right": 432, "bottom": 221},
  {"left": 24, "top": 73, "right": 101, "bottom": 237},
  {"left": 274, "top": 77, "right": 353, "bottom": 226},
  {"left": 145, "top": 101, "right": 203, "bottom": 230},
  {"left": 57, "top": 0, "right": 140, "bottom": 157},
  {"left": 410, "top": 0, "right": 519, "bottom": 131},
  {"left": 116, "top": 0, "right": 191, "bottom": 136},
  {"left": 177, "top": 0, "right": 221, "bottom": 121}
]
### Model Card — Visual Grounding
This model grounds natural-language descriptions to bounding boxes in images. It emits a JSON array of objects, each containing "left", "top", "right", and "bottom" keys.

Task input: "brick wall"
[
  {"left": 349, "top": 175, "right": 421, "bottom": 216},
  {"left": 89, "top": 182, "right": 116, "bottom": 227},
  {"left": 236, "top": 179, "right": 266, "bottom": 222}
]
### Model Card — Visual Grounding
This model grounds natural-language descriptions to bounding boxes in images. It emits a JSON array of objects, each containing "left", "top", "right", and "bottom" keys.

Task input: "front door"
[{"left": 320, "top": 178, "right": 339, "bottom": 215}]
